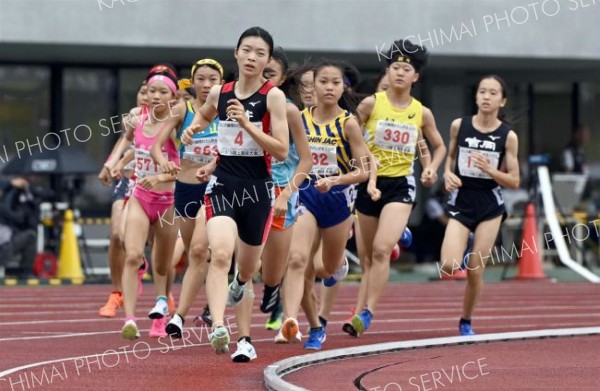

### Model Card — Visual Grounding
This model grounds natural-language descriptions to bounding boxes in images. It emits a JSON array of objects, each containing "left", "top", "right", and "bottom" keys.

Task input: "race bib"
[
  {"left": 309, "top": 142, "right": 338, "bottom": 176},
  {"left": 134, "top": 149, "right": 165, "bottom": 178},
  {"left": 183, "top": 136, "right": 218, "bottom": 164},
  {"left": 217, "top": 121, "right": 264, "bottom": 157},
  {"left": 374, "top": 120, "right": 418, "bottom": 154},
  {"left": 458, "top": 147, "right": 500, "bottom": 179}
]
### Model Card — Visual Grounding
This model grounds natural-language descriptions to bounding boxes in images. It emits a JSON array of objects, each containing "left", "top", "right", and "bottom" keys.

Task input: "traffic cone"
[
  {"left": 57, "top": 209, "right": 85, "bottom": 282},
  {"left": 517, "top": 203, "right": 546, "bottom": 279}
]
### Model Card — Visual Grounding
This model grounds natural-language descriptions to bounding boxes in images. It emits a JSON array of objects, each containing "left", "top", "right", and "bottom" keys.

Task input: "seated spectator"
[{"left": 0, "top": 177, "right": 37, "bottom": 279}]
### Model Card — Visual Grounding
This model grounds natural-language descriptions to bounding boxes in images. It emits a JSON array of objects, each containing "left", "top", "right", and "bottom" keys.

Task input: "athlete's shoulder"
[
  {"left": 265, "top": 85, "right": 286, "bottom": 101},
  {"left": 421, "top": 105, "right": 435, "bottom": 123},
  {"left": 285, "top": 101, "right": 301, "bottom": 117},
  {"left": 449, "top": 117, "right": 463, "bottom": 135}
]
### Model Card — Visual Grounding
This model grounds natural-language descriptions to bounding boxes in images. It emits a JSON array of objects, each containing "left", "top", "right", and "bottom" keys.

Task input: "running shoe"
[
  {"left": 149, "top": 317, "right": 167, "bottom": 338},
  {"left": 459, "top": 322, "right": 476, "bottom": 336},
  {"left": 167, "top": 293, "right": 176, "bottom": 316},
  {"left": 226, "top": 274, "right": 245, "bottom": 307},
  {"left": 265, "top": 304, "right": 283, "bottom": 330},
  {"left": 280, "top": 318, "right": 300, "bottom": 342},
  {"left": 351, "top": 308, "right": 373, "bottom": 336},
  {"left": 342, "top": 314, "right": 358, "bottom": 337},
  {"left": 121, "top": 319, "right": 140, "bottom": 340},
  {"left": 274, "top": 327, "right": 302, "bottom": 344},
  {"left": 209, "top": 325, "right": 230, "bottom": 354},
  {"left": 99, "top": 292, "right": 122, "bottom": 318},
  {"left": 148, "top": 297, "right": 169, "bottom": 319},
  {"left": 303, "top": 328, "right": 326, "bottom": 350},
  {"left": 400, "top": 227, "right": 413, "bottom": 247},
  {"left": 322, "top": 257, "right": 349, "bottom": 287},
  {"left": 166, "top": 314, "right": 184, "bottom": 338},
  {"left": 260, "top": 284, "right": 280, "bottom": 313},
  {"left": 137, "top": 257, "right": 148, "bottom": 296},
  {"left": 231, "top": 339, "right": 257, "bottom": 362},
  {"left": 193, "top": 305, "right": 212, "bottom": 328}
]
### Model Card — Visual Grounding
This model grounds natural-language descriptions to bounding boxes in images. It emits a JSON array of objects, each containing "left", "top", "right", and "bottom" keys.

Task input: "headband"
[
  {"left": 147, "top": 65, "right": 178, "bottom": 80},
  {"left": 191, "top": 58, "right": 224, "bottom": 79},
  {"left": 394, "top": 55, "right": 419, "bottom": 71},
  {"left": 178, "top": 79, "right": 192, "bottom": 90},
  {"left": 148, "top": 75, "right": 177, "bottom": 93}
]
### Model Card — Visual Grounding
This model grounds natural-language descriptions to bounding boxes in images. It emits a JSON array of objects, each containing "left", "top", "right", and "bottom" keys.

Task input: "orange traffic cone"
[
  {"left": 517, "top": 203, "right": 546, "bottom": 279},
  {"left": 57, "top": 209, "right": 85, "bottom": 283}
]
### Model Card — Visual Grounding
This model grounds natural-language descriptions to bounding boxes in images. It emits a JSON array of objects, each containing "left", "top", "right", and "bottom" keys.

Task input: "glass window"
[
  {"left": 62, "top": 68, "right": 116, "bottom": 213},
  {"left": 119, "top": 68, "right": 148, "bottom": 114},
  {"left": 533, "top": 83, "right": 572, "bottom": 162},
  {"left": 0, "top": 66, "right": 50, "bottom": 165}
]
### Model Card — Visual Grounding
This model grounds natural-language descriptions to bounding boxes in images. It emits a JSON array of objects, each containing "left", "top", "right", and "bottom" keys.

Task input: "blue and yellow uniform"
[
  {"left": 174, "top": 100, "right": 219, "bottom": 219},
  {"left": 356, "top": 92, "right": 423, "bottom": 217},
  {"left": 298, "top": 107, "right": 355, "bottom": 228}
]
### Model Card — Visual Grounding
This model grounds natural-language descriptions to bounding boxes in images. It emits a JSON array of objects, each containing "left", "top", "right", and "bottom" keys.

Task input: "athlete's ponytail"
[{"left": 281, "top": 62, "right": 315, "bottom": 109}]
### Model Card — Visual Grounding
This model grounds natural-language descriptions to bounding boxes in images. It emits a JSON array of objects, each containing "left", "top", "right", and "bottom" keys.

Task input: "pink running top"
[{"left": 133, "top": 107, "right": 180, "bottom": 179}]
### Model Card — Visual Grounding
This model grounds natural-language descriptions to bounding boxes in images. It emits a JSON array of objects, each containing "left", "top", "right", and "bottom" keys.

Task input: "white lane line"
[
  {"left": 264, "top": 326, "right": 600, "bottom": 391},
  {"left": 3, "top": 312, "right": 599, "bottom": 327},
  {"left": 3, "top": 304, "right": 600, "bottom": 318},
  {"left": 1, "top": 314, "right": 598, "bottom": 343}
]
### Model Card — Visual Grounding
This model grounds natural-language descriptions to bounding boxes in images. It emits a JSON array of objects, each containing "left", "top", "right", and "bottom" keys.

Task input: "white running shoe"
[
  {"left": 226, "top": 275, "right": 246, "bottom": 307},
  {"left": 231, "top": 339, "right": 257, "bottom": 362},
  {"left": 322, "top": 257, "right": 349, "bottom": 287},
  {"left": 148, "top": 298, "right": 169, "bottom": 319},
  {"left": 209, "top": 326, "right": 230, "bottom": 354},
  {"left": 165, "top": 314, "right": 184, "bottom": 338},
  {"left": 121, "top": 319, "right": 140, "bottom": 340}
]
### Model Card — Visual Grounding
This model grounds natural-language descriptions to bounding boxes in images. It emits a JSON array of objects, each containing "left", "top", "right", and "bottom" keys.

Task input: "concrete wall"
[{"left": 2, "top": 0, "right": 600, "bottom": 60}]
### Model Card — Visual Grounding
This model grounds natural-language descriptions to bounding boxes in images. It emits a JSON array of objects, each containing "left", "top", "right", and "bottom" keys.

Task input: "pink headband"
[{"left": 148, "top": 75, "right": 177, "bottom": 93}]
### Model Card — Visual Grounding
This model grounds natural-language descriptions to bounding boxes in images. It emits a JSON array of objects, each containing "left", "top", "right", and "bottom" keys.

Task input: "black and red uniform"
[{"left": 204, "top": 81, "right": 276, "bottom": 245}]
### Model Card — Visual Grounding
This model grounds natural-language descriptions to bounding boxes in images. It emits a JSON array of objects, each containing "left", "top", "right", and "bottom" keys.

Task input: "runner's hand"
[
  {"left": 182, "top": 124, "right": 202, "bottom": 145},
  {"left": 367, "top": 180, "right": 381, "bottom": 202},
  {"left": 420, "top": 167, "right": 438, "bottom": 188},
  {"left": 444, "top": 171, "right": 462, "bottom": 192}
]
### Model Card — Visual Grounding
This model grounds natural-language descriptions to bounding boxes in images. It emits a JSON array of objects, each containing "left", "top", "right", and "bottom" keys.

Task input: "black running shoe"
[{"left": 260, "top": 284, "right": 280, "bottom": 313}]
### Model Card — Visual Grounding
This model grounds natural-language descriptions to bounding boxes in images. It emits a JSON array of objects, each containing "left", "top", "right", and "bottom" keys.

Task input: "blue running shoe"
[
  {"left": 322, "top": 257, "right": 349, "bottom": 287},
  {"left": 351, "top": 308, "right": 373, "bottom": 335},
  {"left": 459, "top": 322, "right": 476, "bottom": 336},
  {"left": 462, "top": 233, "right": 474, "bottom": 270},
  {"left": 400, "top": 227, "right": 413, "bottom": 247},
  {"left": 303, "top": 328, "right": 326, "bottom": 350}
]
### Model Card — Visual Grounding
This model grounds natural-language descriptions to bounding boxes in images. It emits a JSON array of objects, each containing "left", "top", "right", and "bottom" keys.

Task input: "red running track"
[{"left": 0, "top": 281, "right": 599, "bottom": 390}]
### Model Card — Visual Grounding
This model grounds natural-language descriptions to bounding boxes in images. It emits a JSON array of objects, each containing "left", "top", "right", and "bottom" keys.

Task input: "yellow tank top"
[{"left": 364, "top": 92, "right": 423, "bottom": 177}]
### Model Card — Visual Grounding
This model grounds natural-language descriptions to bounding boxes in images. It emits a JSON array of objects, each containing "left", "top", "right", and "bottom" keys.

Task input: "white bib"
[
  {"left": 374, "top": 120, "right": 418, "bottom": 154},
  {"left": 217, "top": 121, "right": 264, "bottom": 157},
  {"left": 183, "top": 136, "right": 218, "bottom": 164},
  {"left": 309, "top": 142, "right": 338, "bottom": 176},
  {"left": 134, "top": 148, "right": 165, "bottom": 178},
  {"left": 458, "top": 147, "right": 500, "bottom": 179}
]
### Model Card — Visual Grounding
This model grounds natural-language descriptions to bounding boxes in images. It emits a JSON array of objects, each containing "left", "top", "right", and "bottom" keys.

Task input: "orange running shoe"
[{"left": 99, "top": 292, "right": 123, "bottom": 318}]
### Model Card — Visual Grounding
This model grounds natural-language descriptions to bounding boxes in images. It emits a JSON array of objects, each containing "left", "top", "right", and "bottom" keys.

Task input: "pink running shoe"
[
  {"left": 137, "top": 257, "right": 148, "bottom": 296},
  {"left": 149, "top": 317, "right": 167, "bottom": 338}
]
